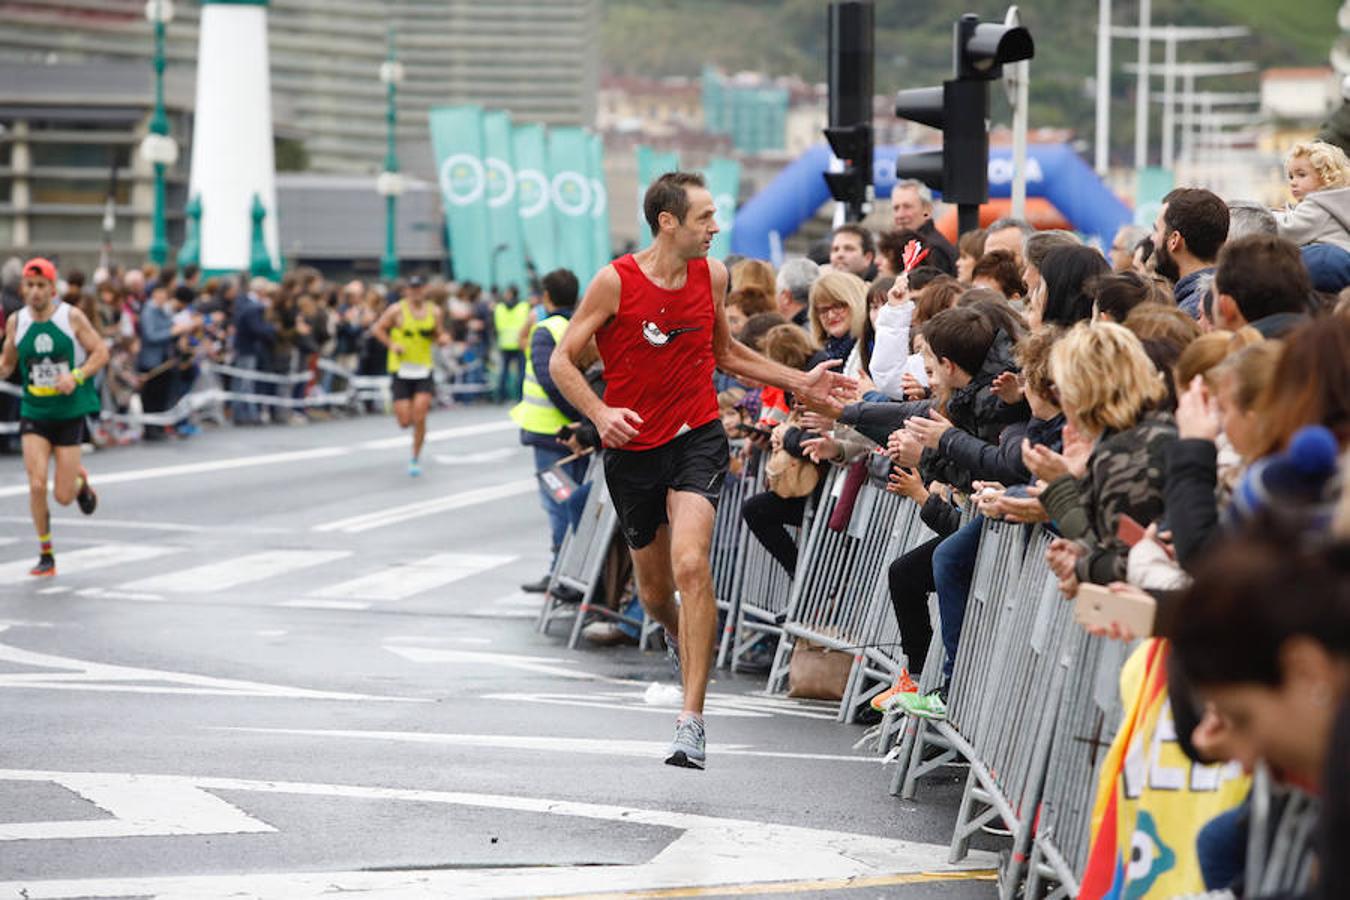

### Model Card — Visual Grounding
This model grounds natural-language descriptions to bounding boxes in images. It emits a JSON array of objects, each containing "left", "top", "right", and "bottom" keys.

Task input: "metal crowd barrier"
[
  {"left": 722, "top": 453, "right": 809, "bottom": 673},
  {"left": 0, "top": 352, "right": 486, "bottom": 436},
  {"left": 843, "top": 495, "right": 937, "bottom": 726},
  {"left": 536, "top": 459, "right": 628, "bottom": 646},
  {"left": 711, "top": 443, "right": 759, "bottom": 668},
  {"left": 1023, "top": 632, "right": 1126, "bottom": 898},
  {"left": 764, "top": 465, "right": 919, "bottom": 720}
]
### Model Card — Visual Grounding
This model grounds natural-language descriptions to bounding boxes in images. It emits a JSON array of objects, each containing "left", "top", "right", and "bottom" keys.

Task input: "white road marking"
[
  {"left": 0, "top": 770, "right": 994, "bottom": 899},
  {"left": 0, "top": 515, "right": 289, "bottom": 535},
  {"left": 0, "top": 625, "right": 421, "bottom": 702},
  {"left": 121, "top": 549, "right": 351, "bottom": 594},
  {"left": 310, "top": 552, "right": 517, "bottom": 602},
  {"left": 386, "top": 635, "right": 493, "bottom": 646},
  {"left": 38, "top": 586, "right": 71, "bottom": 595},
  {"left": 385, "top": 645, "right": 636, "bottom": 684},
  {"left": 255, "top": 630, "right": 288, "bottom": 637},
  {"left": 0, "top": 772, "right": 275, "bottom": 841},
  {"left": 281, "top": 599, "right": 369, "bottom": 610},
  {"left": 76, "top": 587, "right": 166, "bottom": 602},
  {"left": 216, "top": 727, "right": 883, "bottom": 764},
  {"left": 432, "top": 447, "right": 519, "bottom": 465},
  {"left": 313, "top": 478, "right": 536, "bottom": 534},
  {"left": 0, "top": 447, "right": 350, "bottom": 499},
  {"left": 0, "top": 542, "right": 180, "bottom": 582},
  {"left": 357, "top": 419, "right": 516, "bottom": 450},
  {"left": 0, "top": 536, "right": 17, "bottom": 545}
]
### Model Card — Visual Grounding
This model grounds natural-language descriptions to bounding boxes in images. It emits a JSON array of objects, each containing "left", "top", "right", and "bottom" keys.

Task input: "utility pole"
[{"left": 377, "top": 25, "right": 405, "bottom": 282}]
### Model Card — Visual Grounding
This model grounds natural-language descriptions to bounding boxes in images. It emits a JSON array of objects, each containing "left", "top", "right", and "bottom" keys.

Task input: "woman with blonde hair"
[
  {"left": 806, "top": 270, "right": 869, "bottom": 376},
  {"left": 1027, "top": 321, "right": 1177, "bottom": 588}
]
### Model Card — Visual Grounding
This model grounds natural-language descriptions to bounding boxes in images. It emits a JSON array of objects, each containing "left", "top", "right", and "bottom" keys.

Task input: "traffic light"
[
  {"left": 894, "top": 13, "right": 1034, "bottom": 234},
  {"left": 824, "top": 1, "right": 874, "bottom": 223}
]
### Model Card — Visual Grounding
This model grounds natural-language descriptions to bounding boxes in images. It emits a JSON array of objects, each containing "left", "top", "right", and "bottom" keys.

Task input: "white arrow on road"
[{"left": 0, "top": 770, "right": 997, "bottom": 898}]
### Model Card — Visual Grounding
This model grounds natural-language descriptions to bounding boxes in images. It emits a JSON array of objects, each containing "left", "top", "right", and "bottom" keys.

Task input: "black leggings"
[
  {"left": 887, "top": 535, "right": 943, "bottom": 676},
  {"left": 741, "top": 490, "right": 806, "bottom": 575}
]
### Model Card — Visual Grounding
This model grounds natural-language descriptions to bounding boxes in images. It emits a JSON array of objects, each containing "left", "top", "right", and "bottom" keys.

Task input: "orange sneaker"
[
  {"left": 29, "top": 554, "right": 56, "bottom": 577},
  {"left": 870, "top": 669, "right": 919, "bottom": 712}
]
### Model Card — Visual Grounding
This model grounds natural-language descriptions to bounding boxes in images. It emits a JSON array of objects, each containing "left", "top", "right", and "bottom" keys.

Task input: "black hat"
[{"left": 408, "top": 274, "right": 428, "bottom": 288}]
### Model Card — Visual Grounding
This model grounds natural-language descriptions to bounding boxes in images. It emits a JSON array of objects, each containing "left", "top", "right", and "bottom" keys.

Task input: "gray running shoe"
[{"left": 665, "top": 715, "right": 705, "bottom": 770}]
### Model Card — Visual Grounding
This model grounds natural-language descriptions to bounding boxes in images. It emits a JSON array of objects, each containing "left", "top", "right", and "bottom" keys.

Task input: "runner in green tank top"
[
  {"left": 370, "top": 276, "right": 449, "bottom": 477},
  {"left": 0, "top": 258, "right": 109, "bottom": 576}
]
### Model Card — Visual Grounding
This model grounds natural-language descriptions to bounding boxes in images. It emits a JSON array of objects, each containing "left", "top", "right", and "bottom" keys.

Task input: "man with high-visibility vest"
[
  {"left": 510, "top": 269, "right": 589, "bottom": 593},
  {"left": 492, "top": 286, "right": 531, "bottom": 403}
]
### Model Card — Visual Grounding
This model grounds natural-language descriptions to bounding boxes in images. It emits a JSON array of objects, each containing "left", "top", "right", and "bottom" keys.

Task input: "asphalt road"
[{"left": 0, "top": 405, "right": 999, "bottom": 899}]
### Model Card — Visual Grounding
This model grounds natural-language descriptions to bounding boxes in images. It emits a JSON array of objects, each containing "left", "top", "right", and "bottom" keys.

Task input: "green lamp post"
[
  {"left": 376, "top": 27, "right": 405, "bottom": 282},
  {"left": 141, "top": 0, "right": 178, "bottom": 267}
]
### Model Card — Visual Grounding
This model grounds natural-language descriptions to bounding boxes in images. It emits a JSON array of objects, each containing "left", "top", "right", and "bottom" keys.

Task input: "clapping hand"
[
  {"left": 905, "top": 409, "right": 954, "bottom": 450},
  {"left": 991, "top": 371, "right": 1023, "bottom": 405},
  {"left": 886, "top": 428, "right": 923, "bottom": 468}
]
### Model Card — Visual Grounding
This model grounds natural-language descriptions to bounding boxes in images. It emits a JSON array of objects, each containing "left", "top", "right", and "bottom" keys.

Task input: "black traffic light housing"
[
  {"left": 894, "top": 13, "right": 1034, "bottom": 234},
  {"left": 824, "top": 1, "right": 874, "bottom": 223}
]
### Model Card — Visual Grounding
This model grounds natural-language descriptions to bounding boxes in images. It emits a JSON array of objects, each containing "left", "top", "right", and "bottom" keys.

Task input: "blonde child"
[{"left": 1273, "top": 140, "right": 1350, "bottom": 253}]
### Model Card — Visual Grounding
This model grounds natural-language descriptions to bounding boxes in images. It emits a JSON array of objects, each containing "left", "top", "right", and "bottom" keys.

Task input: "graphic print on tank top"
[{"left": 596, "top": 255, "right": 720, "bottom": 451}]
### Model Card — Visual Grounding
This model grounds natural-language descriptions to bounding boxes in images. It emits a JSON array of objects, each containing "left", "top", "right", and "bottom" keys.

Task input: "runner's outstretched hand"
[
  {"left": 798, "top": 359, "right": 858, "bottom": 414},
  {"left": 595, "top": 405, "right": 643, "bottom": 449}
]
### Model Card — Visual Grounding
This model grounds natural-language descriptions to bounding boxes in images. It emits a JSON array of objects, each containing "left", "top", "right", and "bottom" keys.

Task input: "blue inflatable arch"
[{"left": 730, "top": 143, "right": 1133, "bottom": 260}]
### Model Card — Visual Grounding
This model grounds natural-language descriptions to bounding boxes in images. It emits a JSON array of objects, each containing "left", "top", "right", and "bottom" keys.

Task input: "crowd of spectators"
[
  {"left": 691, "top": 162, "right": 1349, "bottom": 897},
  {"left": 0, "top": 260, "right": 530, "bottom": 449}
]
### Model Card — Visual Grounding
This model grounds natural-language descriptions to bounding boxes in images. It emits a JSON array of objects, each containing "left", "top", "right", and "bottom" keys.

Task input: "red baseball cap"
[{"left": 22, "top": 257, "right": 57, "bottom": 283}]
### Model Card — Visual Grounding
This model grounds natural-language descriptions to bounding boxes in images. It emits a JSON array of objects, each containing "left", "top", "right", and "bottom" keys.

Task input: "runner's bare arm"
[
  {"left": 708, "top": 260, "right": 857, "bottom": 408},
  {"left": 370, "top": 303, "right": 401, "bottom": 352},
  {"left": 549, "top": 265, "right": 642, "bottom": 447},
  {"left": 0, "top": 316, "right": 16, "bottom": 380},
  {"left": 69, "top": 308, "right": 109, "bottom": 378}
]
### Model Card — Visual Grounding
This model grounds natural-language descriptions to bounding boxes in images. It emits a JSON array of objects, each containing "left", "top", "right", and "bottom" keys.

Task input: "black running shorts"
[
  {"left": 603, "top": 419, "right": 730, "bottom": 550},
  {"left": 19, "top": 417, "right": 84, "bottom": 447},
  {"left": 391, "top": 376, "right": 434, "bottom": 401}
]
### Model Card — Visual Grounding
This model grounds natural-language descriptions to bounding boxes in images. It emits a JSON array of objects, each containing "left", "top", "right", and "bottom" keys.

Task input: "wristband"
[{"left": 72, "top": 368, "right": 86, "bottom": 385}]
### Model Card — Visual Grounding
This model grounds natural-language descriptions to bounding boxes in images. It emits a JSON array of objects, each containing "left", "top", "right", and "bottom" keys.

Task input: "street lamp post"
[
  {"left": 377, "top": 28, "right": 404, "bottom": 282},
  {"left": 141, "top": 0, "right": 178, "bottom": 268}
]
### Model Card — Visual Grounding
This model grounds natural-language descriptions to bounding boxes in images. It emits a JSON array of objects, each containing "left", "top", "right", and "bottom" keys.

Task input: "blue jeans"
[
  {"left": 231, "top": 353, "right": 260, "bottom": 423},
  {"left": 1197, "top": 798, "right": 1248, "bottom": 890},
  {"left": 934, "top": 513, "right": 984, "bottom": 682},
  {"left": 533, "top": 444, "right": 588, "bottom": 566}
]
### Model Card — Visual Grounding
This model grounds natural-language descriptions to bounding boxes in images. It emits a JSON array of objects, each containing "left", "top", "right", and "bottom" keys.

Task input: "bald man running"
[{"left": 550, "top": 172, "right": 855, "bottom": 769}]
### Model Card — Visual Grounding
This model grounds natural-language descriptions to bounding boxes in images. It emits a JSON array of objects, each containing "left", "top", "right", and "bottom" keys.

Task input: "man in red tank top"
[{"left": 551, "top": 172, "right": 856, "bottom": 769}]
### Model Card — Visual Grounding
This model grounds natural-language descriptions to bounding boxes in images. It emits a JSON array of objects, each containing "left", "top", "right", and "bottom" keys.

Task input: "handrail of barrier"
[{"left": 0, "top": 354, "right": 491, "bottom": 435}]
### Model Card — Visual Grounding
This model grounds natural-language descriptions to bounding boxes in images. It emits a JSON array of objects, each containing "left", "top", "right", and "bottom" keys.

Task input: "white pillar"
[
  {"left": 1011, "top": 60, "right": 1029, "bottom": 219},
  {"left": 1181, "top": 72, "right": 1196, "bottom": 166},
  {"left": 1095, "top": 0, "right": 1112, "bottom": 175},
  {"left": 1134, "top": 0, "right": 1151, "bottom": 171},
  {"left": 187, "top": 0, "right": 277, "bottom": 274},
  {"left": 1161, "top": 29, "right": 1177, "bottom": 171}
]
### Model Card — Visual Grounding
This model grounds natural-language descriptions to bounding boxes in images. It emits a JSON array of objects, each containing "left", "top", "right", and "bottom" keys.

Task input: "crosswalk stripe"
[
  {"left": 310, "top": 553, "right": 517, "bottom": 602},
  {"left": 0, "top": 543, "right": 179, "bottom": 582},
  {"left": 120, "top": 550, "right": 351, "bottom": 594}
]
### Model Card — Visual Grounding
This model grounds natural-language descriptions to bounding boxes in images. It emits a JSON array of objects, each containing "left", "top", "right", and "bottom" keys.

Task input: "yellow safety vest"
[
  {"left": 493, "top": 301, "right": 531, "bottom": 352},
  {"left": 510, "top": 315, "right": 575, "bottom": 435}
]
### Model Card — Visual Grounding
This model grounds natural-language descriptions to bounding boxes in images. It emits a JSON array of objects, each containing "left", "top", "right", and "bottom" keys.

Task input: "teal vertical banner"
[
  {"left": 512, "top": 122, "right": 557, "bottom": 280},
  {"left": 428, "top": 105, "right": 491, "bottom": 285},
  {"left": 636, "top": 145, "right": 679, "bottom": 249},
  {"left": 1134, "top": 166, "right": 1176, "bottom": 229},
  {"left": 588, "top": 133, "right": 611, "bottom": 280},
  {"left": 701, "top": 157, "right": 741, "bottom": 260},
  {"left": 482, "top": 110, "right": 527, "bottom": 294},
  {"left": 548, "top": 126, "right": 594, "bottom": 282}
]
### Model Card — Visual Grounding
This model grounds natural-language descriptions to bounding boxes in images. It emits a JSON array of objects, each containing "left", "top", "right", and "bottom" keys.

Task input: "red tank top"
[{"left": 596, "top": 254, "right": 720, "bottom": 451}]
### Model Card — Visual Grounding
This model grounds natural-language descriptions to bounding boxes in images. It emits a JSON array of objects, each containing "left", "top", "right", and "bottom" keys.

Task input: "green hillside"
[{"left": 601, "top": 0, "right": 1341, "bottom": 158}]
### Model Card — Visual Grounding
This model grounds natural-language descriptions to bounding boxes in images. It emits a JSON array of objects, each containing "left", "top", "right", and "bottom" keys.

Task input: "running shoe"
[
  {"left": 665, "top": 714, "right": 706, "bottom": 770},
  {"left": 870, "top": 669, "right": 920, "bottom": 713},
  {"left": 408, "top": 459, "right": 422, "bottom": 478},
  {"left": 76, "top": 467, "right": 97, "bottom": 516},
  {"left": 896, "top": 689, "right": 947, "bottom": 721},
  {"left": 29, "top": 554, "right": 56, "bottom": 577}
]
